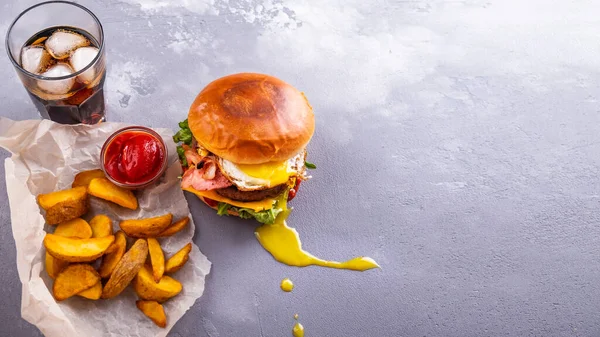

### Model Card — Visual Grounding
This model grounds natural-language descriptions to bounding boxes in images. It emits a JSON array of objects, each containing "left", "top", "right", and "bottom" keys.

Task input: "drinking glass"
[{"left": 5, "top": 1, "right": 106, "bottom": 124}]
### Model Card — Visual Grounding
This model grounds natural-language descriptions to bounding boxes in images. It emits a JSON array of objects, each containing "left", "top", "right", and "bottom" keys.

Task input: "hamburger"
[{"left": 173, "top": 73, "right": 316, "bottom": 224}]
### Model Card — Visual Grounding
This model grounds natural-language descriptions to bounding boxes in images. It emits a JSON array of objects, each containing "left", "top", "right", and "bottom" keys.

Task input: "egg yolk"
[{"left": 236, "top": 161, "right": 292, "bottom": 186}]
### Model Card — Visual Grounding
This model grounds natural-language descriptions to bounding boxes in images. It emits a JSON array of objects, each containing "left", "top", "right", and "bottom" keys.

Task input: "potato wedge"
[
  {"left": 104, "top": 241, "right": 118, "bottom": 255},
  {"left": 45, "top": 252, "right": 69, "bottom": 279},
  {"left": 53, "top": 264, "right": 100, "bottom": 301},
  {"left": 101, "top": 239, "right": 148, "bottom": 299},
  {"left": 165, "top": 243, "right": 192, "bottom": 274},
  {"left": 136, "top": 300, "right": 167, "bottom": 328},
  {"left": 53, "top": 218, "right": 92, "bottom": 239},
  {"left": 38, "top": 186, "right": 89, "bottom": 225},
  {"left": 89, "top": 214, "right": 113, "bottom": 238},
  {"left": 37, "top": 186, "right": 87, "bottom": 210},
  {"left": 99, "top": 231, "right": 127, "bottom": 278},
  {"left": 44, "top": 198, "right": 89, "bottom": 225},
  {"left": 77, "top": 281, "right": 102, "bottom": 300},
  {"left": 44, "top": 234, "right": 115, "bottom": 262},
  {"left": 156, "top": 216, "right": 189, "bottom": 237},
  {"left": 72, "top": 169, "right": 105, "bottom": 188},
  {"left": 88, "top": 178, "right": 138, "bottom": 210},
  {"left": 119, "top": 213, "right": 173, "bottom": 238},
  {"left": 147, "top": 238, "right": 165, "bottom": 282},
  {"left": 45, "top": 218, "right": 90, "bottom": 278},
  {"left": 133, "top": 265, "right": 182, "bottom": 302}
]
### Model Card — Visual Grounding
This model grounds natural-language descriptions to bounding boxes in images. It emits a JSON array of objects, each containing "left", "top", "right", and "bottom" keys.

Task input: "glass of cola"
[{"left": 5, "top": 1, "right": 106, "bottom": 124}]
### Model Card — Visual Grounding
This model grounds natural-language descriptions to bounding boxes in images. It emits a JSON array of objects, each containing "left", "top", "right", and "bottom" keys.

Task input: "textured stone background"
[{"left": 1, "top": 0, "right": 600, "bottom": 336}]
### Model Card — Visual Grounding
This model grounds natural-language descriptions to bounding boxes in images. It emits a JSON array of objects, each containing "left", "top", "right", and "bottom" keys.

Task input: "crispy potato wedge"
[
  {"left": 165, "top": 243, "right": 192, "bottom": 274},
  {"left": 133, "top": 265, "right": 182, "bottom": 302},
  {"left": 53, "top": 218, "right": 92, "bottom": 238},
  {"left": 147, "top": 238, "right": 165, "bottom": 282},
  {"left": 101, "top": 239, "right": 148, "bottom": 299},
  {"left": 53, "top": 264, "right": 100, "bottom": 301},
  {"left": 104, "top": 241, "right": 118, "bottom": 254},
  {"left": 44, "top": 234, "right": 115, "bottom": 262},
  {"left": 99, "top": 231, "right": 127, "bottom": 278},
  {"left": 37, "top": 186, "right": 87, "bottom": 210},
  {"left": 156, "top": 217, "right": 189, "bottom": 237},
  {"left": 119, "top": 213, "right": 173, "bottom": 238},
  {"left": 44, "top": 198, "right": 89, "bottom": 225},
  {"left": 77, "top": 281, "right": 102, "bottom": 300},
  {"left": 72, "top": 169, "right": 105, "bottom": 188},
  {"left": 90, "top": 214, "right": 113, "bottom": 238},
  {"left": 45, "top": 252, "right": 69, "bottom": 279},
  {"left": 136, "top": 300, "right": 167, "bottom": 328},
  {"left": 38, "top": 187, "right": 89, "bottom": 225},
  {"left": 45, "top": 218, "right": 90, "bottom": 278},
  {"left": 88, "top": 178, "right": 138, "bottom": 210}
]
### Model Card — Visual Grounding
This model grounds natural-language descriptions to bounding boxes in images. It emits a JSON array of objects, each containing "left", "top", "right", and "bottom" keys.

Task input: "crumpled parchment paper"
[{"left": 0, "top": 118, "right": 211, "bottom": 337}]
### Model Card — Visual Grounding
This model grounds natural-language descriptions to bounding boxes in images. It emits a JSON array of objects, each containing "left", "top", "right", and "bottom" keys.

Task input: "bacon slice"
[
  {"left": 183, "top": 146, "right": 202, "bottom": 167},
  {"left": 202, "top": 161, "right": 216, "bottom": 180},
  {"left": 181, "top": 164, "right": 232, "bottom": 191},
  {"left": 180, "top": 146, "right": 231, "bottom": 191}
]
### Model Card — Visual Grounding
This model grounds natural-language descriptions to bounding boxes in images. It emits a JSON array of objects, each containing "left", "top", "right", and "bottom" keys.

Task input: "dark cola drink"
[
  {"left": 18, "top": 26, "right": 106, "bottom": 124},
  {"left": 6, "top": 2, "right": 106, "bottom": 124}
]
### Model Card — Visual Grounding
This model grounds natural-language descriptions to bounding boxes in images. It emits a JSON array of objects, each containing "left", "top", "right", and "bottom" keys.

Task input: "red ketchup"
[
  {"left": 203, "top": 197, "right": 219, "bottom": 207},
  {"left": 102, "top": 127, "right": 166, "bottom": 187},
  {"left": 288, "top": 179, "right": 301, "bottom": 201}
]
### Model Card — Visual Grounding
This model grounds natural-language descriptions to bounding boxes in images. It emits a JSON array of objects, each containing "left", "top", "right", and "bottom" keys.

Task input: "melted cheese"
[{"left": 183, "top": 188, "right": 275, "bottom": 211}]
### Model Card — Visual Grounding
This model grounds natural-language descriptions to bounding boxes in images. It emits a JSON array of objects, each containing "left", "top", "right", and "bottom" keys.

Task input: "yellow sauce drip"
[
  {"left": 254, "top": 194, "right": 380, "bottom": 271},
  {"left": 292, "top": 322, "right": 304, "bottom": 337},
  {"left": 280, "top": 278, "right": 294, "bottom": 292}
]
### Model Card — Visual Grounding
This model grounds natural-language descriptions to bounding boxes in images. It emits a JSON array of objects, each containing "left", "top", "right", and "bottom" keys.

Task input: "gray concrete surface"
[{"left": 2, "top": 0, "right": 600, "bottom": 336}]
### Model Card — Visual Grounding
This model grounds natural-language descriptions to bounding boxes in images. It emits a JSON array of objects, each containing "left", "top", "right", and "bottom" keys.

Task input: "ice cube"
[
  {"left": 38, "top": 63, "right": 75, "bottom": 95},
  {"left": 20, "top": 46, "right": 53, "bottom": 74},
  {"left": 70, "top": 46, "right": 99, "bottom": 84},
  {"left": 45, "top": 29, "right": 90, "bottom": 60}
]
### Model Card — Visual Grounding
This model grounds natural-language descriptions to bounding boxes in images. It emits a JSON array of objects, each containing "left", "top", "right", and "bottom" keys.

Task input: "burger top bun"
[{"left": 188, "top": 73, "right": 315, "bottom": 164}]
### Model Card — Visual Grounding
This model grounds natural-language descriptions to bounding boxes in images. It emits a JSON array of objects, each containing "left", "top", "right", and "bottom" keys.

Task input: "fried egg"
[{"left": 217, "top": 151, "right": 306, "bottom": 191}]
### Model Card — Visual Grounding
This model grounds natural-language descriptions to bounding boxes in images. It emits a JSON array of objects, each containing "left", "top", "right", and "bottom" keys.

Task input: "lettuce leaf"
[
  {"left": 216, "top": 202, "right": 283, "bottom": 224},
  {"left": 173, "top": 119, "right": 193, "bottom": 145},
  {"left": 239, "top": 207, "right": 283, "bottom": 224},
  {"left": 173, "top": 119, "right": 193, "bottom": 168},
  {"left": 217, "top": 202, "right": 230, "bottom": 215},
  {"left": 176, "top": 146, "right": 188, "bottom": 167}
]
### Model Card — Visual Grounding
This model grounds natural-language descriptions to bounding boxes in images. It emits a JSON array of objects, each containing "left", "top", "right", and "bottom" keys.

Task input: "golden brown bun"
[{"left": 188, "top": 73, "right": 315, "bottom": 164}]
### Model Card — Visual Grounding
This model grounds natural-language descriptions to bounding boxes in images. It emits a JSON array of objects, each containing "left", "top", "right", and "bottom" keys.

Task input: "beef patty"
[{"left": 215, "top": 183, "right": 287, "bottom": 202}]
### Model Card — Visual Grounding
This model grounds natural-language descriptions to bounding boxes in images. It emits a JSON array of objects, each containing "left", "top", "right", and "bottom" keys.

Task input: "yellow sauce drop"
[
  {"left": 294, "top": 313, "right": 299, "bottom": 320},
  {"left": 280, "top": 278, "right": 294, "bottom": 292},
  {"left": 254, "top": 194, "right": 380, "bottom": 271},
  {"left": 292, "top": 322, "right": 304, "bottom": 337},
  {"left": 256, "top": 221, "right": 379, "bottom": 270}
]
